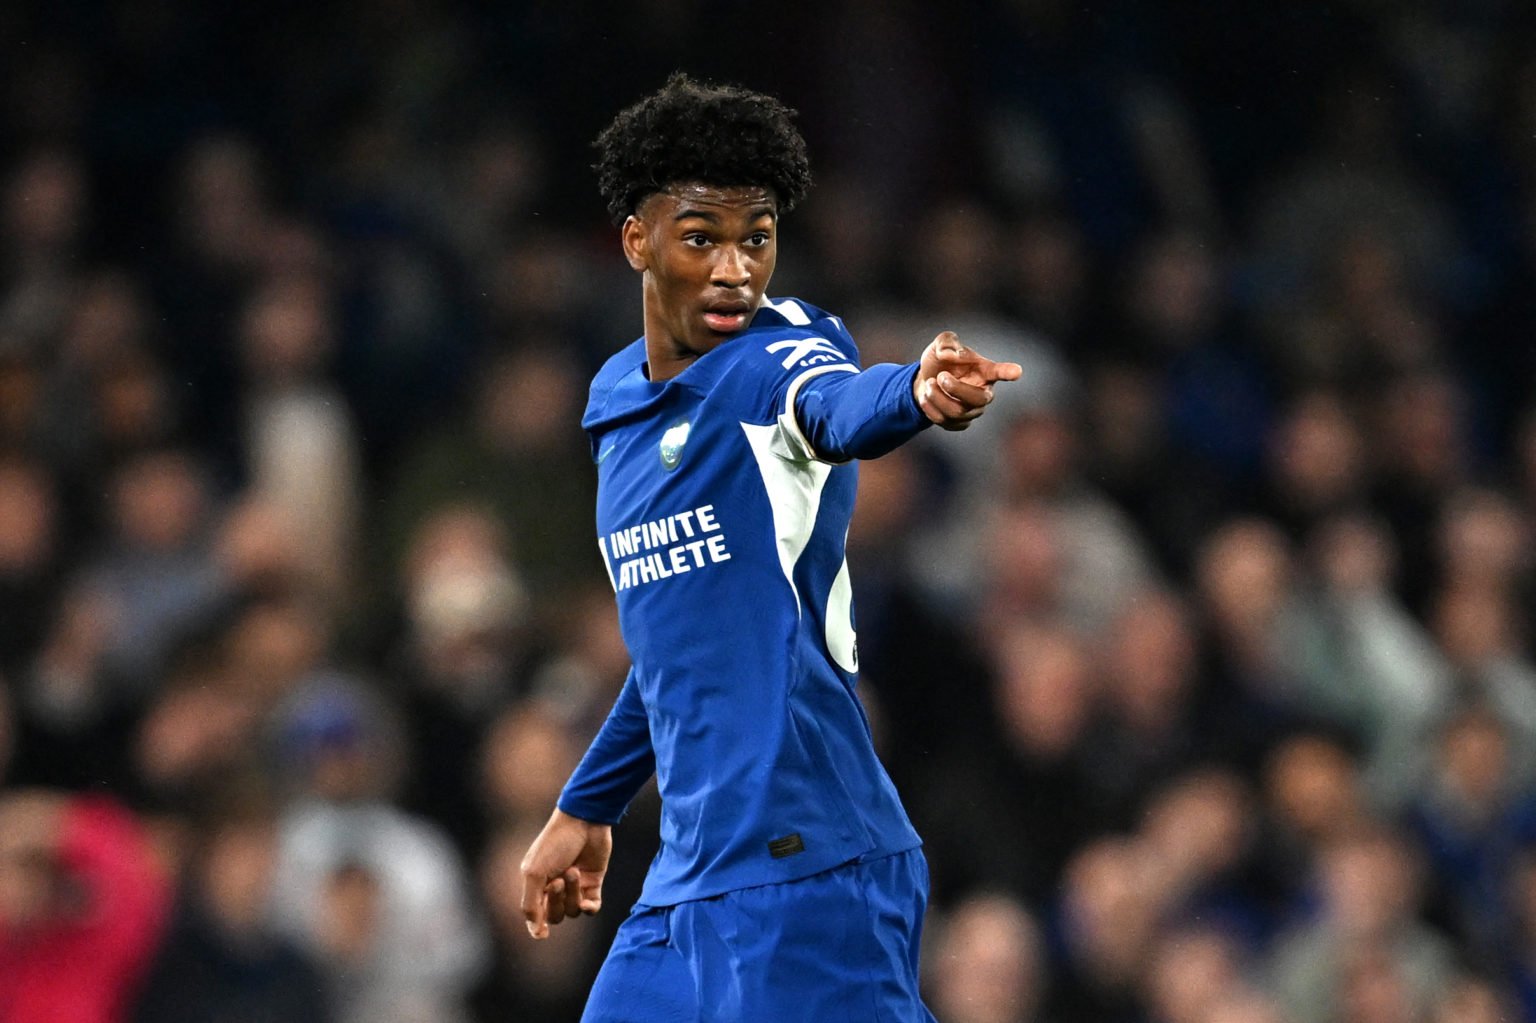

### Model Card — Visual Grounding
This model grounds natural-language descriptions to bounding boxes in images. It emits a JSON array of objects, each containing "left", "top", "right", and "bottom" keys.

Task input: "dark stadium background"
[{"left": 2, "top": 1, "right": 1536, "bottom": 1021}]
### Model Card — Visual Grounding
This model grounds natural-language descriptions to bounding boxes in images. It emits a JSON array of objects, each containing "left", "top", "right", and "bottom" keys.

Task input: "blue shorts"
[{"left": 580, "top": 847, "right": 937, "bottom": 1023}]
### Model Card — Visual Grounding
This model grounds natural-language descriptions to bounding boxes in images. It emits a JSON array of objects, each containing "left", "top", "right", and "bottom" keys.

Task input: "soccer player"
[{"left": 519, "top": 73, "right": 1022, "bottom": 1021}]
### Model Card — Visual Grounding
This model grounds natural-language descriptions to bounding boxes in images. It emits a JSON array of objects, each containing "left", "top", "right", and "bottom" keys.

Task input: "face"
[
  {"left": 201, "top": 821, "right": 277, "bottom": 929},
  {"left": 623, "top": 183, "right": 777, "bottom": 378},
  {"left": 0, "top": 851, "right": 56, "bottom": 932}
]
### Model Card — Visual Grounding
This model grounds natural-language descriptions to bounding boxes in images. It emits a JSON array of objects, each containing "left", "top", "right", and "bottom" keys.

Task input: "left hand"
[{"left": 913, "top": 332, "right": 1023, "bottom": 431}]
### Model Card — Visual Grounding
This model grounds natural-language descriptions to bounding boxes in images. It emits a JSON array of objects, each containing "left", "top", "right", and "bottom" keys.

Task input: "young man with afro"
[{"left": 519, "top": 73, "right": 1021, "bottom": 1021}]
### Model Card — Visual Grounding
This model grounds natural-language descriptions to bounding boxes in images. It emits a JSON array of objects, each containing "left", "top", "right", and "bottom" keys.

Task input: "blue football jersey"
[{"left": 559, "top": 297, "right": 928, "bottom": 907}]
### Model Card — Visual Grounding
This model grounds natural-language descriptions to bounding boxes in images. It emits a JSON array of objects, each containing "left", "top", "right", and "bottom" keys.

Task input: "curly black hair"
[{"left": 593, "top": 72, "right": 812, "bottom": 225}]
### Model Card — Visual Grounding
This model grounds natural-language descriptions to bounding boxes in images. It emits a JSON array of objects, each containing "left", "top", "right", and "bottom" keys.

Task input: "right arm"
[
  {"left": 556, "top": 668, "right": 655, "bottom": 825},
  {"left": 520, "top": 669, "right": 653, "bottom": 938}
]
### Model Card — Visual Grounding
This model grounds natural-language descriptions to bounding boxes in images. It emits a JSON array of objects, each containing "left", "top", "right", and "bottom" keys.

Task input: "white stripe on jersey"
[
  {"left": 766, "top": 297, "right": 812, "bottom": 325},
  {"left": 825, "top": 549, "right": 858, "bottom": 673},
  {"left": 740, "top": 421, "right": 833, "bottom": 615}
]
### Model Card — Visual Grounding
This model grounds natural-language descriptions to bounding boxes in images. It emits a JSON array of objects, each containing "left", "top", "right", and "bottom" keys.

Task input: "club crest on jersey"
[{"left": 659, "top": 418, "right": 691, "bottom": 470}]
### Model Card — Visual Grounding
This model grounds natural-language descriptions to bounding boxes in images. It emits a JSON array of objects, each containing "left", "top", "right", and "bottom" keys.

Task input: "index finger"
[
  {"left": 938, "top": 348, "right": 1024, "bottom": 385},
  {"left": 985, "top": 360, "right": 1023, "bottom": 383}
]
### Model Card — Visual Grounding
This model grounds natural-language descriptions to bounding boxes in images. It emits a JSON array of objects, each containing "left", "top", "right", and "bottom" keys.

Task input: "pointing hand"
[{"left": 914, "top": 332, "right": 1023, "bottom": 431}]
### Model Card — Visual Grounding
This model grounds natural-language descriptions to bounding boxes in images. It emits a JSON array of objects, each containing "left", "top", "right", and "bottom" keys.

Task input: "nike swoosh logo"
[{"left": 597, "top": 443, "right": 616, "bottom": 464}]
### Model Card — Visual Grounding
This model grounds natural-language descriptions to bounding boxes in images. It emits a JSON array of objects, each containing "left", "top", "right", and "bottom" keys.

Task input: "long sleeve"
[
  {"left": 557, "top": 669, "right": 656, "bottom": 824},
  {"left": 792, "top": 362, "right": 930, "bottom": 463},
  {"left": 0, "top": 797, "right": 172, "bottom": 1023}
]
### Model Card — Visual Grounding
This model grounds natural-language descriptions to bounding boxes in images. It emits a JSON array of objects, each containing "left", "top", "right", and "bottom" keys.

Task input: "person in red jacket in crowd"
[{"left": 0, "top": 790, "right": 172, "bottom": 1023}]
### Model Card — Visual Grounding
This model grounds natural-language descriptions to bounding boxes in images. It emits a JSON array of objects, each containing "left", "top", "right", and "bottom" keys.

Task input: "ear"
[{"left": 621, "top": 215, "right": 648, "bottom": 272}]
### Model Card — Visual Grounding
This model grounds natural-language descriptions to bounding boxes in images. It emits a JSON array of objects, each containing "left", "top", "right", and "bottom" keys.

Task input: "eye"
[
  {"left": 684, "top": 233, "right": 711, "bottom": 247},
  {"left": 747, "top": 232, "right": 771, "bottom": 247}
]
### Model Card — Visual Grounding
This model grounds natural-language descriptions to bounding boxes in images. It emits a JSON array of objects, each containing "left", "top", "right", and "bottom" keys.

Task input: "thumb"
[
  {"left": 922, "top": 332, "right": 962, "bottom": 367},
  {"left": 523, "top": 879, "right": 550, "bottom": 939}
]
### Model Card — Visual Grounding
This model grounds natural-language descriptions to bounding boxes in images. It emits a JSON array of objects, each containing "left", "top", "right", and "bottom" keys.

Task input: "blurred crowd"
[{"left": 4, "top": 1, "right": 1536, "bottom": 1021}]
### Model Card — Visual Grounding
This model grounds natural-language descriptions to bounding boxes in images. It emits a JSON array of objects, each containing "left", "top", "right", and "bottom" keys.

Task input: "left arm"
[
  {"left": 794, "top": 331, "right": 1022, "bottom": 461},
  {"left": 795, "top": 362, "right": 929, "bottom": 462}
]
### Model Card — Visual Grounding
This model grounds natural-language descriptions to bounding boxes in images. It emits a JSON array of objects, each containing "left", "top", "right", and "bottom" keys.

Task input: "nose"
[{"left": 711, "top": 246, "right": 750, "bottom": 288}]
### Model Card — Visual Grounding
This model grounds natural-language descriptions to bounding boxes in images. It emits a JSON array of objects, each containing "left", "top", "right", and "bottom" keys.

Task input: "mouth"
[{"left": 702, "top": 301, "right": 753, "bottom": 334}]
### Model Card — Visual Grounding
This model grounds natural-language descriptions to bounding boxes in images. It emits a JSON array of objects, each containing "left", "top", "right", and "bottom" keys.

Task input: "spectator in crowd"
[
  {"left": 1139, "top": 769, "right": 1265, "bottom": 946},
  {"left": 1403, "top": 706, "right": 1536, "bottom": 959},
  {"left": 1369, "top": 368, "right": 1475, "bottom": 612},
  {"left": 1114, "top": 225, "right": 1272, "bottom": 483},
  {"left": 130, "top": 639, "right": 260, "bottom": 812},
  {"left": 76, "top": 447, "right": 224, "bottom": 697},
  {"left": 1193, "top": 518, "right": 1309, "bottom": 765},
  {"left": 0, "top": 790, "right": 172, "bottom": 1023},
  {"left": 1265, "top": 824, "right": 1457, "bottom": 1023},
  {"left": 381, "top": 345, "right": 600, "bottom": 617},
  {"left": 268, "top": 680, "right": 488, "bottom": 1023},
  {"left": 842, "top": 443, "right": 992, "bottom": 780},
  {"left": 523, "top": 581, "right": 633, "bottom": 739},
  {"left": 1, "top": 148, "right": 89, "bottom": 347},
  {"left": 999, "top": 398, "right": 1156, "bottom": 634},
  {"left": 1082, "top": 590, "right": 1211, "bottom": 825},
  {"left": 40, "top": 271, "right": 182, "bottom": 493},
  {"left": 389, "top": 503, "right": 535, "bottom": 856},
  {"left": 1283, "top": 513, "right": 1448, "bottom": 807},
  {"left": 1428, "top": 578, "right": 1536, "bottom": 770},
  {"left": 1261, "top": 392, "right": 1369, "bottom": 540},
  {"left": 478, "top": 704, "right": 580, "bottom": 853},
  {"left": 1256, "top": 729, "right": 1372, "bottom": 898},
  {"left": 925, "top": 891, "right": 1049, "bottom": 1023},
  {"left": 234, "top": 272, "right": 362, "bottom": 606},
  {"left": 133, "top": 784, "right": 333, "bottom": 1022},
  {"left": 0, "top": 456, "right": 60, "bottom": 677},
  {"left": 919, "top": 620, "right": 1107, "bottom": 902},
  {"left": 1140, "top": 925, "right": 1256, "bottom": 1023},
  {"left": 1001, "top": 207, "right": 1092, "bottom": 348},
  {"left": 1048, "top": 835, "right": 1173, "bottom": 1021}
]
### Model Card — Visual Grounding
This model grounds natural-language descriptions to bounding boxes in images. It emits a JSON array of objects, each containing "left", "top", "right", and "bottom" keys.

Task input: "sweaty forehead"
[{"left": 643, "top": 183, "right": 777, "bottom": 218}]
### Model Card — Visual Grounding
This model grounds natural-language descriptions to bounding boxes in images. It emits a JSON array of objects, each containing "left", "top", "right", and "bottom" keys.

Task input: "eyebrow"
[{"left": 672, "top": 207, "right": 777, "bottom": 223}]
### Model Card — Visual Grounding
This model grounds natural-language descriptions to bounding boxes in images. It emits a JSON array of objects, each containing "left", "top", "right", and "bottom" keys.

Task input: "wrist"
[
  {"left": 552, "top": 804, "right": 613, "bottom": 829},
  {"left": 908, "top": 363, "right": 935, "bottom": 427}
]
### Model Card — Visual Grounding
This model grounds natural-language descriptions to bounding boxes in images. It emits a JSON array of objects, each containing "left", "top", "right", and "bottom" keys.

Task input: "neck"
[
  {"left": 645, "top": 341, "right": 696, "bottom": 382},
  {"left": 641, "top": 276, "right": 694, "bottom": 382}
]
